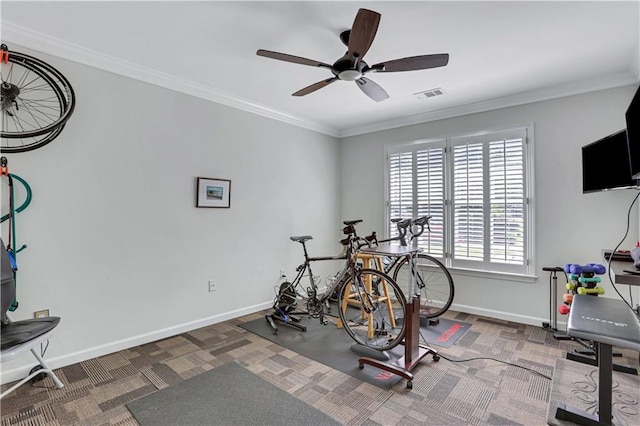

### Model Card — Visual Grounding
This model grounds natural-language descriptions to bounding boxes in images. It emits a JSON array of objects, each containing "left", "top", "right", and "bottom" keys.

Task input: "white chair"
[{"left": 1, "top": 238, "right": 63, "bottom": 399}]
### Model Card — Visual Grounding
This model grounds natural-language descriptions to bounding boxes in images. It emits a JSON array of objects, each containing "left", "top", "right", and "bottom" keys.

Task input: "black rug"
[
  {"left": 127, "top": 362, "right": 341, "bottom": 425},
  {"left": 240, "top": 312, "right": 470, "bottom": 390}
]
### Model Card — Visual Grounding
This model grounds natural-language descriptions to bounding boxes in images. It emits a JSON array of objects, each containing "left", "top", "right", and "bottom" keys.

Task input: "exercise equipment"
[
  {"left": 1, "top": 238, "right": 64, "bottom": 399},
  {"left": 556, "top": 262, "right": 636, "bottom": 374},
  {"left": 0, "top": 156, "right": 32, "bottom": 311},
  {"left": 266, "top": 278, "right": 307, "bottom": 334},
  {"left": 555, "top": 295, "right": 640, "bottom": 425},
  {"left": 558, "top": 263, "right": 606, "bottom": 315}
]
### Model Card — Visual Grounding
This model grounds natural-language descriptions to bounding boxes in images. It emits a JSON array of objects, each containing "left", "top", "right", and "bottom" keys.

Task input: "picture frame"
[{"left": 196, "top": 177, "right": 231, "bottom": 208}]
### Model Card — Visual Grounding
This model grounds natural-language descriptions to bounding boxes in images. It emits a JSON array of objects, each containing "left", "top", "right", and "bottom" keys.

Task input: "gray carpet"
[
  {"left": 127, "top": 362, "right": 341, "bottom": 425},
  {"left": 546, "top": 358, "right": 640, "bottom": 426},
  {"left": 240, "top": 312, "right": 470, "bottom": 390}
]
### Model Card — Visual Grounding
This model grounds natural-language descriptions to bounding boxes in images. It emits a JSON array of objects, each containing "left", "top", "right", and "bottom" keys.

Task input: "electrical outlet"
[
  {"left": 280, "top": 269, "right": 286, "bottom": 278},
  {"left": 34, "top": 309, "right": 49, "bottom": 318},
  {"left": 208, "top": 279, "right": 216, "bottom": 292}
]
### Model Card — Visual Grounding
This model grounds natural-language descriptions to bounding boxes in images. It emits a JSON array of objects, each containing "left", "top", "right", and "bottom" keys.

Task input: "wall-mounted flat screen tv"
[
  {"left": 582, "top": 129, "right": 638, "bottom": 193},
  {"left": 625, "top": 85, "right": 640, "bottom": 179}
]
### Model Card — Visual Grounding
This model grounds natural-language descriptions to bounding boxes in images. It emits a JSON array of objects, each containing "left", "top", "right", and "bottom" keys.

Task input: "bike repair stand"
[
  {"left": 541, "top": 266, "right": 571, "bottom": 340},
  {"left": 356, "top": 245, "right": 440, "bottom": 389}
]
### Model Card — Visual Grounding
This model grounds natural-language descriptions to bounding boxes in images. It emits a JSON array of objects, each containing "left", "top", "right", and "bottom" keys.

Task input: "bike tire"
[
  {"left": 393, "top": 253, "right": 454, "bottom": 319},
  {"left": 337, "top": 268, "right": 407, "bottom": 351},
  {"left": 1, "top": 47, "right": 75, "bottom": 153}
]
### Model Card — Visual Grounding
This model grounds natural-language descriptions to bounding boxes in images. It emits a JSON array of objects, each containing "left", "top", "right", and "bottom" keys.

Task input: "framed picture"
[{"left": 196, "top": 177, "right": 231, "bottom": 208}]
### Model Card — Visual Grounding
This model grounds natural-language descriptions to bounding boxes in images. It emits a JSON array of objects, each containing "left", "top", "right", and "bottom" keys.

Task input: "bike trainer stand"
[{"left": 356, "top": 295, "right": 440, "bottom": 389}]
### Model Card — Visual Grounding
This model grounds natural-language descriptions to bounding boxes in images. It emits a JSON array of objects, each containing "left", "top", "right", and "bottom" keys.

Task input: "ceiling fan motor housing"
[{"left": 332, "top": 56, "right": 368, "bottom": 81}]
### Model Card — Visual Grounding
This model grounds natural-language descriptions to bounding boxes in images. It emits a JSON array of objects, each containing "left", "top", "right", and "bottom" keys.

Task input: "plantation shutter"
[
  {"left": 488, "top": 133, "right": 525, "bottom": 265},
  {"left": 450, "top": 129, "right": 527, "bottom": 272},
  {"left": 386, "top": 128, "right": 529, "bottom": 275},
  {"left": 388, "top": 152, "right": 413, "bottom": 242},
  {"left": 415, "top": 147, "right": 445, "bottom": 257},
  {"left": 452, "top": 137, "right": 485, "bottom": 263}
]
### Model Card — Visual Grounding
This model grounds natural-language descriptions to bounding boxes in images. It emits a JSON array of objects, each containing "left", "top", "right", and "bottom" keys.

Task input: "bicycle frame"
[{"left": 280, "top": 235, "right": 378, "bottom": 326}]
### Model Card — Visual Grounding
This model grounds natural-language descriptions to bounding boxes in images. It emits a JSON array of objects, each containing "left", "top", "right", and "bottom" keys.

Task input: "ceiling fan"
[{"left": 256, "top": 8, "right": 449, "bottom": 102}]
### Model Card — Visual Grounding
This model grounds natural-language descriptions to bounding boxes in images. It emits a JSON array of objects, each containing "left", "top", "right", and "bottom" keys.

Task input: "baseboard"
[
  {"left": 2, "top": 301, "right": 561, "bottom": 384},
  {"left": 1, "top": 301, "right": 272, "bottom": 385},
  {"left": 450, "top": 302, "right": 567, "bottom": 329}
]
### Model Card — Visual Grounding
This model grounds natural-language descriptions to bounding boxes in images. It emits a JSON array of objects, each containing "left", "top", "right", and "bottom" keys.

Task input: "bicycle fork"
[{"left": 354, "top": 282, "right": 377, "bottom": 314}]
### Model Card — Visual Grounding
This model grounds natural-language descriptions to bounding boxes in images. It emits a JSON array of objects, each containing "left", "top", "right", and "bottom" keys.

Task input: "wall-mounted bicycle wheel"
[{"left": 1, "top": 45, "right": 75, "bottom": 153}]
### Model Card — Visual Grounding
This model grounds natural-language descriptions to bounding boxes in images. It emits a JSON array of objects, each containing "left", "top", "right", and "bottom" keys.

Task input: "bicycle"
[
  {"left": 366, "top": 216, "right": 455, "bottom": 320},
  {"left": 1, "top": 44, "right": 76, "bottom": 153},
  {"left": 268, "top": 220, "right": 408, "bottom": 351}
]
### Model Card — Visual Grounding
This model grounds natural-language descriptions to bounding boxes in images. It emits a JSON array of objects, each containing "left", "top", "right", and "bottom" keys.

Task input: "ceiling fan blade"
[
  {"left": 292, "top": 77, "right": 339, "bottom": 97},
  {"left": 371, "top": 54, "right": 449, "bottom": 73},
  {"left": 257, "top": 49, "right": 331, "bottom": 68},
  {"left": 347, "top": 9, "right": 381, "bottom": 60},
  {"left": 355, "top": 77, "right": 389, "bottom": 102}
]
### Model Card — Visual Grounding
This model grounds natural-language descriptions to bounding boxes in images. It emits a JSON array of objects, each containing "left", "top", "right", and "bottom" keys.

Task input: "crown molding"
[
  {"left": 3, "top": 21, "right": 638, "bottom": 141},
  {"left": 1, "top": 22, "right": 341, "bottom": 138},
  {"left": 340, "top": 72, "right": 640, "bottom": 137}
]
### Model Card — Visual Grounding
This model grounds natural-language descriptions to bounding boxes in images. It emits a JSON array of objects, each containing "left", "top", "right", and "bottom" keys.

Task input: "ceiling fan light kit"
[
  {"left": 257, "top": 8, "right": 450, "bottom": 102},
  {"left": 338, "top": 69, "right": 362, "bottom": 81}
]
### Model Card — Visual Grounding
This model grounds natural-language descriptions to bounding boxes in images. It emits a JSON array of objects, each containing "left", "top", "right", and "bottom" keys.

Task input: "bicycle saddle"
[
  {"left": 343, "top": 220, "right": 362, "bottom": 226},
  {"left": 290, "top": 236, "right": 313, "bottom": 243},
  {"left": 398, "top": 219, "right": 411, "bottom": 228}
]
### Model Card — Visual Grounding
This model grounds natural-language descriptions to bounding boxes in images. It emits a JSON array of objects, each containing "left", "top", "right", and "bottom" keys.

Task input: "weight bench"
[{"left": 555, "top": 295, "right": 640, "bottom": 426}]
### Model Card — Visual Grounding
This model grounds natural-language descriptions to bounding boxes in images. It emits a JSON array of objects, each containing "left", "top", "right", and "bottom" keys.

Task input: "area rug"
[
  {"left": 240, "top": 312, "right": 470, "bottom": 390},
  {"left": 127, "top": 362, "right": 341, "bottom": 426},
  {"left": 546, "top": 358, "right": 640, "bottom": 426}
]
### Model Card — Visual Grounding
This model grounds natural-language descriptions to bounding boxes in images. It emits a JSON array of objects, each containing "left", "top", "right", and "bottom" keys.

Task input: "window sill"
[{"left": 447, "top": 267, "right": 537, "bottom": 284}]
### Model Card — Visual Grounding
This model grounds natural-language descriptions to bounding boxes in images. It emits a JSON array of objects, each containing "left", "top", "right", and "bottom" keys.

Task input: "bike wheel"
[
  {"left": 337, "top": 268, "right": 406, "bottom": 351},
  {"left": 393, "top": 254, "right": 454, "bottom": 319},
  {"left": 1, "top": 47, "right": 75, "bottom": 153}
]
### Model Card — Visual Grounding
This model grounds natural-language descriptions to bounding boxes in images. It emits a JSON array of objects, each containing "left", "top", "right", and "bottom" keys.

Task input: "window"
[{"left": 387, "top": 127, "right": 532, "bottom": 276}]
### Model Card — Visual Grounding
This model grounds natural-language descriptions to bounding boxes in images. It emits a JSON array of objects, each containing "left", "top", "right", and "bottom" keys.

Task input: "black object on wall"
[
  {"left": 625, "top": 85, "right": 640, "bottom": 180},
  {"left": 582, "top": 129, "right": 638, "bottom": 193}
]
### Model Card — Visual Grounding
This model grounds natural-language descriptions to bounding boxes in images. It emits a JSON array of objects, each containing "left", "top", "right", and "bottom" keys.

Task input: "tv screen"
[
  {"left": 582, "top": 130, "right": 637, "bottom": 193},
  {"left": 626, "top": 85, "right": 640, "bottom": 179}
]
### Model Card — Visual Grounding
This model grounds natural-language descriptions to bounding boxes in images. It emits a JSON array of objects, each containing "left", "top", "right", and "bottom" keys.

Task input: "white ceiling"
[{"left": 2, "top": 1, "right": 639, "bottom": 137}]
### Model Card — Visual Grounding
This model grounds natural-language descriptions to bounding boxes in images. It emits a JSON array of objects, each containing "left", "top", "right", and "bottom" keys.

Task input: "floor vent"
[{"left": 414, "top": 88, "right": 445, "bottom": 99}]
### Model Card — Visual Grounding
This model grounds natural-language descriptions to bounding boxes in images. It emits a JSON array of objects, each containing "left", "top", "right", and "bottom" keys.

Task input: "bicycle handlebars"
[
  {"left": 368, "top": 215, "right": 432, "bottom": 246},
  {"left": 339, "top": 216, "right": 432, "bottom": 250}
]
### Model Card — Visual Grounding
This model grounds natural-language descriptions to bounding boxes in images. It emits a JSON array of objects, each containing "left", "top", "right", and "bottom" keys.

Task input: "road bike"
[
  {"left": 366, "top": 216, "right": 454, "bottom": 320},
  {"left": 268, "top": 220, "right": 407, "bottom": 351}
]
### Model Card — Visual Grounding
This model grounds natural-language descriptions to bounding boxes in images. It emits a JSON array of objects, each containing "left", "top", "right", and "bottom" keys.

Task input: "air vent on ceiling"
[{"left": 414, "top": 88, "right": 445, "bottom": 99}]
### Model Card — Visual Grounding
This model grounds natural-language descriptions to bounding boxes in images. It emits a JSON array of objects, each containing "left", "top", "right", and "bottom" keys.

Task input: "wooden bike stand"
[{"left": 358, "top": 294, "right": 440, "bottom": 389}]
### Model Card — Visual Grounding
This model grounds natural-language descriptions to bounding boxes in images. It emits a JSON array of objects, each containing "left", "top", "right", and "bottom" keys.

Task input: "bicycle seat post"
[
  {"left": 300, "top": 241, "right": 310, "bottom": 262},
  {"left": 397, "top": 221, "right": 409, "bottom": 247}
]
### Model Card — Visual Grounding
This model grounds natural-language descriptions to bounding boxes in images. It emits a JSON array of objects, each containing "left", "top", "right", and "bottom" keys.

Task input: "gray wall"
[
  {"left": 2, "top": 44, "right": 638, "bottom": 383},
  {"left": 340, "top": 84, "right": 640, "bottom": 324},
  {"left": 1, "top": 48, "right": 342, "bottom": 381}
]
